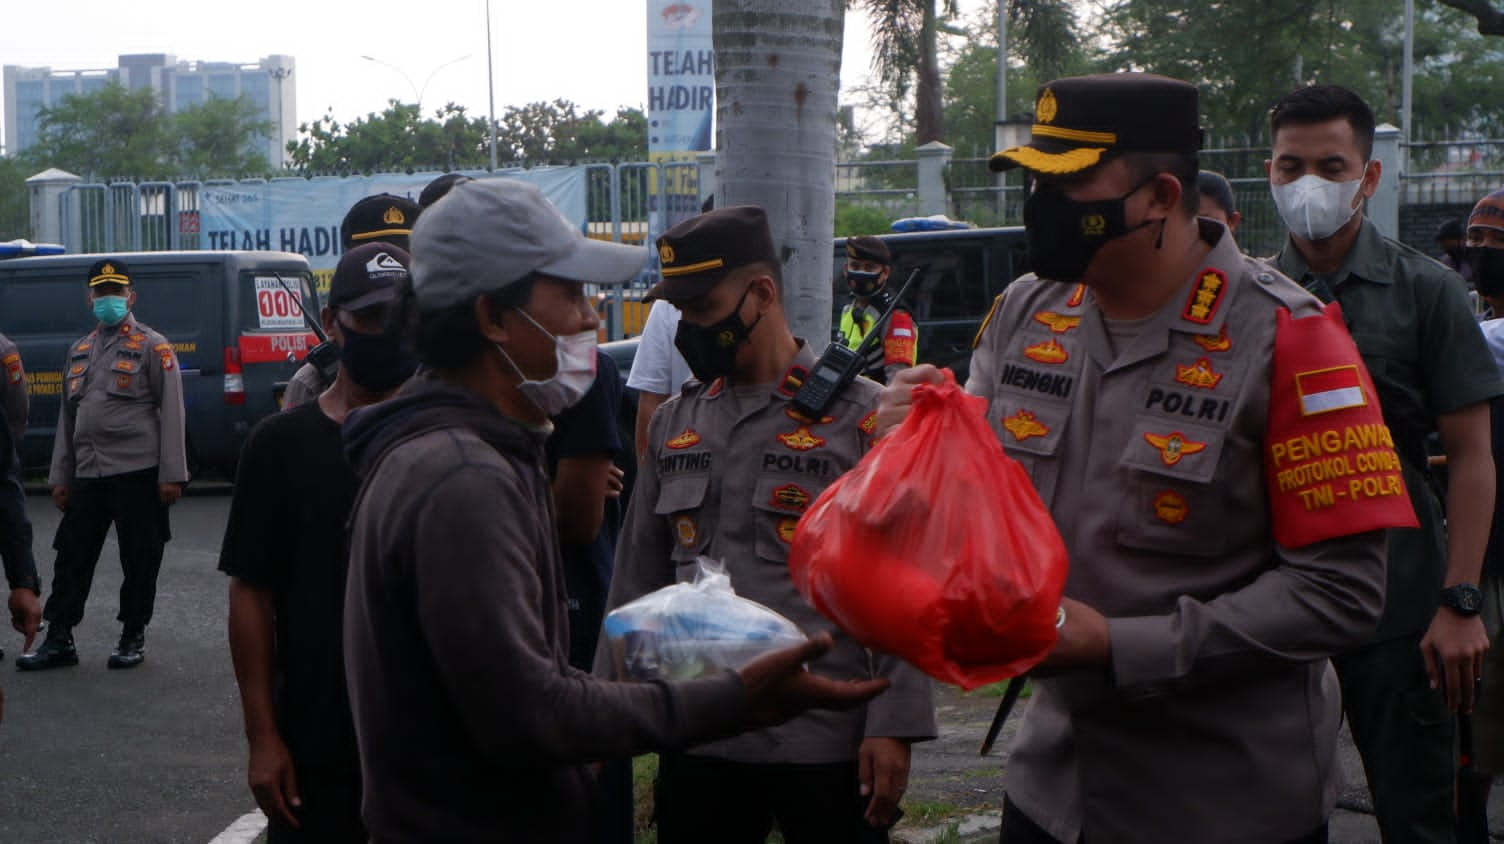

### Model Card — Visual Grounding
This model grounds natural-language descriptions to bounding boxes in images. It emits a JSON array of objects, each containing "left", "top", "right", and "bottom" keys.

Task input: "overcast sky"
[{"left": 2, "top": 0, "right": 995, "bottom": 137}]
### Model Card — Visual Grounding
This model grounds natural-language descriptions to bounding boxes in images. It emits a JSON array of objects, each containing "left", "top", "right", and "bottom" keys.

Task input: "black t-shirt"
[
  {"left": 545, "top": 349, "right": 624, "bottom": 670},
  {"left": 219, "top": 401, "right": 361, "bottom": 774}
]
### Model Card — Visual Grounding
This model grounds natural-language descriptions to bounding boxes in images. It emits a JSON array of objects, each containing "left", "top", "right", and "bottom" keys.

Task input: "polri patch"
[
  {"left": 1182, "top": 268, "right": 1228, "bottom": 325},
  {"left": 1144, "top": 431, "right": 1207, "bottom": 466},
  {"left": 666, "top": 429, "right": 701, "bottom": 450},
  {"left": 1032, "top": 311, "right": 1081, "bottom": 334},
  {"left": 1003, "top": 409, "right": 1050, "bottom": 442},
  {"left": 777, "top": 518, "right": 799, "bottom": 544},
  {"left": 1153, "top": 490, "right": 1189, "bottom": 525},
  {"left": 1194, "top": 326, "right": 1232, "bottom": 353},
  {"left": 1175, "top": 357, "right": 1223, "bottom": 390},
  {"left": 777, "top": 426, "right": 825, "bottom": 452},
  {"left": 859, "top": 411, "right": 879, "bottom": 436},
  {"left": 674, "top": 515, "right": 699, "bottom": 548},
  {"left": 1024, "top": 338, "right": 1069, "bottom": 365},
  {"left": 771, "top": 484, "right": 811, "bottom": 512}
]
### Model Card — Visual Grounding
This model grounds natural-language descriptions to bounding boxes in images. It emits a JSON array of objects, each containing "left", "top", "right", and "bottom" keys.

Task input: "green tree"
[
  {"left": 172, "top": 96, "right": 274, "bottom": 178},
  {"left": 494, "top": 100, "right": 648, "bottom": 163},
  {"left": 22, "top": 84, "right": 174, "bottom": 181},
  {"left": 856, "top": 0, "right": 957, "bottom": 145},
  {"left": 0, "top": 157, "right": 30, "bottom": 239}
]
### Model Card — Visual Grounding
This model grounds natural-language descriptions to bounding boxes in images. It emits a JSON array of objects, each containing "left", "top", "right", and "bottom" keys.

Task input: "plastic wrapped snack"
[{"left": 602, "top": 559, "right": 806, "bottom": 681}]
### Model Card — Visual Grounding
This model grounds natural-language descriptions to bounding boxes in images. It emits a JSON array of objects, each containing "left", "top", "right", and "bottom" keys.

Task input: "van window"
[
  {"left": 0, "top": 273, "right": 95, "bottom": 337},
  {"left": 128, "top": 266, "right": 217, "bottom": 339},
  {"left": 239, "top": 270, "right": 318, "bottom": 335}
]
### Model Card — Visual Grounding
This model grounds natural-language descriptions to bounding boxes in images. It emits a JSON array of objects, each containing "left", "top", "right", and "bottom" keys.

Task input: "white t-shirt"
[
  {"left": 1481, "top": 318, "right": 1504, "bottom": 373},
  {"left": 626, "top": 299, "right": 693, "bottom": 396}
]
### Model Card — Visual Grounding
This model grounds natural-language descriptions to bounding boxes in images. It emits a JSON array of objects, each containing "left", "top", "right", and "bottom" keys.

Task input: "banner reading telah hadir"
[{"left": 197, "top": 168, "right": 588, "bottom": 274}]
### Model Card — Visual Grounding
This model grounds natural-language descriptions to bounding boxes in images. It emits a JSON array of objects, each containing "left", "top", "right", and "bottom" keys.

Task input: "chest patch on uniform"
[
  {"left": 859, "top": 411, "right": 878, "bottom": 435},
  {"left": 1153, "top": 490, "right": 1189, "bottom": 525},
  {"left": 1003, "top": 409, "right": 1050, "bottom": 442},
  {"left": 666, "top": 428, "right": 701, "bottom": 449},
  {"left": 115, "top": 374, "right": 134, "bottom": 390},
  {"left": 76, "top": 341, "right": 93, "bottom": 353},
  {"left": 1194, "top": 326, "right": 1232, "bottom": 353},
  {"left": 1182, "top": 268, "right": 1228, "bottom": 325},
  {"left": 1032, "top": 311, "right": 1081, "bottom": 334},
  {"left": 674, "top": 515, "right": 699, "bottom": 548},
  {"left": 1174, "top": 358, "right": 1223, "bottom": 389},
  {"left": 111, "top": 359, "right": 140, "bottom": 374},
  {"left": 1144, "top": 431, "right": 1207, "bottom": 466},
  {"left": 124, "top": 341, "right": 144, "bottom": 351},
  {"left": 2, "top": 354, "right": 19, "bottom": 384},
  {"left": 1067, "top": 284, "right": 1086, "bottom": 307},
  {"left": 778, "top": 426, "right": 825, "bottom": 451},
  {"left": 1023, "top": 338, "right": 1069, "bottom": 364},
  {"left": 1145, "top": 387, "right": 1231, "bottom": 422},
  {"left": 777, "top": 518, "right": 799, "bottom": 544},
  {"left": 785, "top": 407, "right": 834, "bottom": 425},
  {"left": 770, "top": 484, "right": 811, "bottom": 512},
  {"left": 69, "top": 363, "right": 86, "bottom": 376},
  {"left": 1295, "top": 366, "right": 1367, "bottom": 415},
  {"left": 153, "top": 343, "right": 176, "bottom": 371}
]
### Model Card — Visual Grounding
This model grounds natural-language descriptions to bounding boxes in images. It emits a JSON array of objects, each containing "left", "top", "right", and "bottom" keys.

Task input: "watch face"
[
  {"left": 1460, "top": 590, "right": 1483, "bottom": 613},
  {"left": 1445, "top": 585, "right": 1484, "bottom": 614}
]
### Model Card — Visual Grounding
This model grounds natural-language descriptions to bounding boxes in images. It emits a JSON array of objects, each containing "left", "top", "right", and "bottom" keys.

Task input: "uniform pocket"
[
  {"left": 987, "top": 396, "right": 1069, "bottom": 505},
  {"left": 655, "top": 472, "right": 711, "bottom": 563},
  {"left": 751, "top": 475, "right": 819, "bottom": 561},
  {"left": 1115, "top": 419, "right": 1228, "bottom": 557}
]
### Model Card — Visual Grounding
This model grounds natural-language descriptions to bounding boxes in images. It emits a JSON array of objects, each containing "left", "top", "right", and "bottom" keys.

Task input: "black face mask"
[
  {"left": 673, "top": 285, "right": 762, "bottom": 382},
  {"left": 846, "top": 269, "right": 884, "bottom": 297},
  {"left": 339, "top": 325, "right": 417, "bottom": 392},
  {"left": 1023, "top": 178, "right": 1157, "bottom": 283},
  {"left": 1470, "top": 246, "right": 1504, "bottom": 297}
]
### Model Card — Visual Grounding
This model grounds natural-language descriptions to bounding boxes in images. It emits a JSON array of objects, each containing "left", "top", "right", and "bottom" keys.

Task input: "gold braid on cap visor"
[{"left": 993, "top": 145, "right": 1108, "bottom": 175}]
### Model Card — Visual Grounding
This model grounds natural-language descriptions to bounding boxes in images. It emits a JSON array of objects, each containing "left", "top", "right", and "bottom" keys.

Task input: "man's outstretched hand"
[{"left": 737, "top": 633, "right": 890, "bottom": 728}]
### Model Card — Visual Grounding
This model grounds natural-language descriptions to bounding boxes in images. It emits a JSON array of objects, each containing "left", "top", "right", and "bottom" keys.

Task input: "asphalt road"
[{"left": 0, "top": 489, "right": 252, "bottom": 844}]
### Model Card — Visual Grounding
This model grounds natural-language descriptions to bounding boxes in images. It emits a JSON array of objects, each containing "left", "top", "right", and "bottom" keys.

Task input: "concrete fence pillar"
[
  {"left": 916, "top": 141, "right": 953, "bottom": 217},
  {"left": 26, "top": 167, "right": 81, "bottom": 246},
  {"left": 1369, "top": 123, "right": 1402, "bottom": 240}
]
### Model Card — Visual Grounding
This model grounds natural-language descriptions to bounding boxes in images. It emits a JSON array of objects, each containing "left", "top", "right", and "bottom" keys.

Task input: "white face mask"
[
  {"left": 1271, "top": 172, "right": 1367, "bottom": 241},
  {"left": 495, "top": 309, "right": 598, "bottom": 417}
]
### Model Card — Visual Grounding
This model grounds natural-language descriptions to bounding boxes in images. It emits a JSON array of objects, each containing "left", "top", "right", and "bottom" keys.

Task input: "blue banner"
[{"left": 648, "top": 2, "right": 714, "bottom": 154}]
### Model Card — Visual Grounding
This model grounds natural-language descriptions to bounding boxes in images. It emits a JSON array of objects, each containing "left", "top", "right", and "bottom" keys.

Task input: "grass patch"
[
  {"left": 901, "top": 799, "right": 969, "bottom": 826},
  {"left": 633, "top": 754, "right": 658, "bottom": 842}
]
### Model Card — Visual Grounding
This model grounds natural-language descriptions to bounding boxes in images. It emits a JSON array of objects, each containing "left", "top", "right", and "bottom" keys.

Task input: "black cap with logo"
[
  {"left": 647, "top": 206, "right": 778, "bottom": 302},
  {"left": 340, "top": 193, "right": 421, "bottom": 251},
  {"left": 329, "top": 243, "right": 411, "bottom": 311},
  {"left": 87, "top": 258, "right": 132, "bottom": 287},
  {"left": 989, "top": 73, "right": 1203, "bottom": 175}
]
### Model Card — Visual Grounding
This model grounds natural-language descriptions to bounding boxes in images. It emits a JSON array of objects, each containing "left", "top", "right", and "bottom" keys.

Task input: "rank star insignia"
[
  {"left": 1024, "top": 338, "right": 1069, "bottom": 364},
  {"left": 1144, "top": 431, "right": 1208, "bottom": 466},
  {"left": 778, "top": 426, "right": 825, "bottom": 451},
  {"left": 1194, "top": 327, "right": 1232, "bottom": 353},
  {"left": 1032, "top": 311, "right": 1082, "bottom": 334},
  {"left": 1003, "top": 410, "right": 1050, "bottom": 442},
  {"left": 1154, "top": 490, "right": 1189, "bottom": 525},
  {"left": 1067, "top": 284, "right": 1086, "bottom": 307},
  {"left": 777, "top": 517, "right": 800, "bottom": 544},
  {"left": 674, "top": 515, "right": 698, "bottom": 548},
  {"left": 666, "top": 429, "right": 701, "bottom": 450},
  {"left": 1175, "top": 357, "right": 1223, "bottom": 389},
  {"left": 771, "top": 484, "right": 811, "bottom": 511},
  {"left": 1181, "top": 268, "right": 1228, "bottom": 325}
]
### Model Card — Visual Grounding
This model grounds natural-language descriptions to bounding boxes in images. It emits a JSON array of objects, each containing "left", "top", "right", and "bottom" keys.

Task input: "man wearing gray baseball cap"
[{"left": 339, "top": 178, "right": 889, "bottom": 843}]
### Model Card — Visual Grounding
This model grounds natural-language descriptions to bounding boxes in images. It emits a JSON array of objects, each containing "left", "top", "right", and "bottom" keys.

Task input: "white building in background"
[{"left": 3, "top": 54, "right": 296, "bottom": 167}]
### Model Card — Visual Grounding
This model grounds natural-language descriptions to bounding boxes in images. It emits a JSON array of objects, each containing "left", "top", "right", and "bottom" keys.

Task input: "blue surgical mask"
[{"left": 93, "top": 295, "right": 129, "bottom": 327}]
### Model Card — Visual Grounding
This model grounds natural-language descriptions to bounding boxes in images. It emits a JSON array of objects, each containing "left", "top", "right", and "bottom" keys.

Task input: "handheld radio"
[{"left": 791, "top": 265, "right": 923, "bottom": 419}]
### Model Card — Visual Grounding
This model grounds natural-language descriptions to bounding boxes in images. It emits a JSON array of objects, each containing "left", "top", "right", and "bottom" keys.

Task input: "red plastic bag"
[{"left": 788, "top": 370, "right": 1069, "bottom": 690}]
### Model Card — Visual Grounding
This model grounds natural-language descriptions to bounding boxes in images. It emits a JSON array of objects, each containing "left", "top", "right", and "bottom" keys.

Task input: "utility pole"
[{"left": 487, "top": 0, "right": 498, "bottom": 172}]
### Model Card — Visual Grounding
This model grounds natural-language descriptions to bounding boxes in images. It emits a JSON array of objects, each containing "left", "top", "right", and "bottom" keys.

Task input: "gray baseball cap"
[{"left": 409, "top": 178, "right": 646, "bottom": 310}]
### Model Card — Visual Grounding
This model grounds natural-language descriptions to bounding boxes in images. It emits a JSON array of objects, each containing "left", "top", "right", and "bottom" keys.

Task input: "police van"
[{"left": 0, "top": 251, "right": 319, "bottom": 478}]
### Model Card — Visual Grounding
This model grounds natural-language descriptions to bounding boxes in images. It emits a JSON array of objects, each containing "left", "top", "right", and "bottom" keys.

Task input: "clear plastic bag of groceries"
[{"left": 602, "top": 558, "right": 806, "bottom": 681}]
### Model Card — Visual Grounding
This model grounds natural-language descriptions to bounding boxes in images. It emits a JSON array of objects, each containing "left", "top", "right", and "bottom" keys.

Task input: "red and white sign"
[
  {"left": 254, "top": 276, "right": 307, "bottom": 331},
  {"left": 1296, "top": 365, "right": 1367, "bottom": 416},
  {"left": 239, "top": 332, "right": 319, "bottom": 365}
]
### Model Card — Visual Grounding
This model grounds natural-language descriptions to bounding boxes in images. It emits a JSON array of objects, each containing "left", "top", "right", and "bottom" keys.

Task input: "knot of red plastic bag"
[{"left": 908, "top": 368, "right": 988, "bottom": 425}]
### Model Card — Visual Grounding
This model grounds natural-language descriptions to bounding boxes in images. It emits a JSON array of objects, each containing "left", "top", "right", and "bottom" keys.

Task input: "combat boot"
[
  {"left": 107, "top": 628, "right": 145, "bottom": 670},
  {"left": 17, "top": 625, "right": 79, "bottom": 671}
]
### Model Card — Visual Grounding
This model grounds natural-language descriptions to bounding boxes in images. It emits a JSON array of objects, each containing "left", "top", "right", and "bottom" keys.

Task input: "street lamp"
[{"left": 360, "top": 54, "right": 470, "bottom": 114}]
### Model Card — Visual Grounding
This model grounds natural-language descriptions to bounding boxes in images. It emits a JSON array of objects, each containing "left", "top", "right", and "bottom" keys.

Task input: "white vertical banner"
[{"left": 647, "top": 2, "right": 714, "bottom": 236}]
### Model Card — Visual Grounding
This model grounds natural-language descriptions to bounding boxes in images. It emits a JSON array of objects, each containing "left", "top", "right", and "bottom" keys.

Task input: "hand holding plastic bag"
[
  {"left": 789, "top": 370, "right": 1069, "bottom": 690},
  {"left": 602, "top": 558, "right": 807, "bottom": 681}
]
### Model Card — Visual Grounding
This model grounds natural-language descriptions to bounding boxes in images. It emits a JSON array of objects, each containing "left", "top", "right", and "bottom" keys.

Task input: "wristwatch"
[{"left": 1439, "top": 583, "right": 1484, "bottom": 617}]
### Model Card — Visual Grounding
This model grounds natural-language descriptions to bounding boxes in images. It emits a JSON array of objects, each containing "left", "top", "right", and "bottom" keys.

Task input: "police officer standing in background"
[
  {"left": 837, "top": 236, "right": 918, "bottom": 384},
  {"left": 19, "top": 259, "right": 188, "bottom": 671},
  {"left": 0, "top": 332, "right": 39, "bottom": 663},
  {"left": 879, "top": 73, "right": 1405, "bottom": 843},
  {"left": 282, "top": 193, "right": 422, "bottom": 410},
  {"left": 603, "top": 207, "right": 935, "bottom": 842}
]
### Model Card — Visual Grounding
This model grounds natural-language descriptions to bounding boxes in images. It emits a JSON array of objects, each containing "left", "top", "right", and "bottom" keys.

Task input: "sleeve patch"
[{"left": 1264, "top": 303, "right": 1418, "bottom": 547}]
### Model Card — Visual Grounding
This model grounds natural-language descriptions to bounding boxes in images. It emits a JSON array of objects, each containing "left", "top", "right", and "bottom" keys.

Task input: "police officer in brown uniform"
[
  {"left": 879, "top": 75, "right": 1409, "bottom": 843},
  {"left": 20, "top": 259, "right": 188, "bottom": 671},
  {"left": 282, "top": 193, "right": 421, "bottom": 410},
  {"left": 0, "top": 333, "right": 28, "bottom": 441},
  {"left": 602, "top": 207, "right": 936, "bottom": 843}
]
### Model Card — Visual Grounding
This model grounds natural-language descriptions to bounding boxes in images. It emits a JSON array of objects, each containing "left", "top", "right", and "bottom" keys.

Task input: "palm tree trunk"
[
  {"left": 915, "top": 0, "right": 945, "bottom": 145},
  {"left": 713, "top": 0, "right": 845, "bottom": 347}
]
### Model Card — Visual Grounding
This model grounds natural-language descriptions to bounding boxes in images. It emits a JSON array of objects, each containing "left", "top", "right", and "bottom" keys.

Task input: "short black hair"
[
  {"left": 1196, "top": 170, "right": 1238, "bottom": 217},
  {"left": 1121, "top": 152, "right": 1200, "bottom": 215},
  {"left": 1435, "top": 219, "right": 1465, "bottom": 242},
  {"left": 1268, "top": 85, "right": 1376, "bottom": 160},
  {"left": 392, "top": 275, "right": 535, "bottom": 371}
]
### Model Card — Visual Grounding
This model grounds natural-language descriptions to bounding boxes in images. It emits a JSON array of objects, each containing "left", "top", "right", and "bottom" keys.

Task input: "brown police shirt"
[
  {"left": 49, "top": 315, "right": 189, "bottom": 485},
  {"left": 603, "top": 342, "right": 938, "bottom": 764},
  {"left": 968, "top": 222, "right": 1387, "bottom": 843}
]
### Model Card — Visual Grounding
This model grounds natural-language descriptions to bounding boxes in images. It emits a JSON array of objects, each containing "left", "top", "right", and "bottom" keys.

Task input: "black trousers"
[
  {"left": 1000, "top": 796, "right": 1328, "bottom": 844},
  {"left": 265, "top": 768, "right": 365, "bottom": 844},
  {"left": 655, "top": 753, "right": 888, "bottom": 844},
  {"left": 43, "top": 468, "right": 171, "bottom": 632}
]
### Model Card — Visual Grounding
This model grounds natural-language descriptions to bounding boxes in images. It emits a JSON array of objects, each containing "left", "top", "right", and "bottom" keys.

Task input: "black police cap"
[
  {"left": 87, "top": 258, "right": 132, "bottom": 287},
  {"left": 340, "top": 193, "right": 421, "bottom": 250},
  {"left": 647, "top": 206, "right": 778, "bottom": 302}
]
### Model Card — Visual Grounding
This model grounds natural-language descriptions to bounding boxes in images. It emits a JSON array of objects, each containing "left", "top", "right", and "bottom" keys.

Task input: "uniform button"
[{"left": 1256, "top": 272, "right": 1275, "bottom": 283}]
